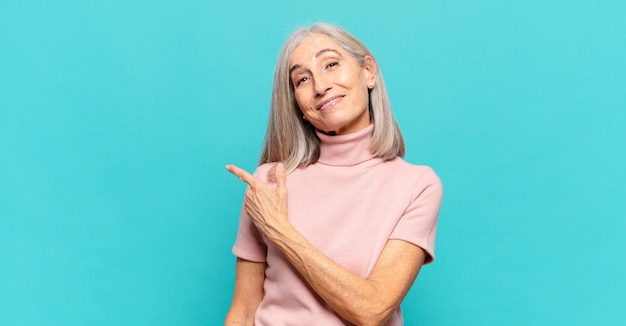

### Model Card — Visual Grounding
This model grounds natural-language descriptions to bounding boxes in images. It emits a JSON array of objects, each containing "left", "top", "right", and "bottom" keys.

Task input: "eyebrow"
[
  {"left": 315, "top": 48, "right": 342, "bottom": 58},
  {"left": 289, "top": 48, "right": 343, "bottom": 75}
]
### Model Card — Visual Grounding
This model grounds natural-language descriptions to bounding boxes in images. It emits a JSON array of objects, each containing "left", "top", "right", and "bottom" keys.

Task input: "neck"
[{"left": 316, "top": 124, "right": 376, "bottom": 166}]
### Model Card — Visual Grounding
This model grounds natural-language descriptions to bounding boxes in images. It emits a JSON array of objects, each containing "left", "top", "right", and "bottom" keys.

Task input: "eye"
[
  {"left": 295, "top": 76, "right": 309, "bottom": 87},
  {"left": 326, "top": 61, "right": 339, "bottom": 69}
]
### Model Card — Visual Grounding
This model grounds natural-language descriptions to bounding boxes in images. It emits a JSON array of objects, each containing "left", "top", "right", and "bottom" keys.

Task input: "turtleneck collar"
[{"left": 316, "top": 124, "right": 376, "bottom": 166}]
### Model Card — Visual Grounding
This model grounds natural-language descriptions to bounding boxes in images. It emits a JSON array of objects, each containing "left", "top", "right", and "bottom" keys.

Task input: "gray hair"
[{"left": 259, "top": 22, "right": 405, "bottom": 173}]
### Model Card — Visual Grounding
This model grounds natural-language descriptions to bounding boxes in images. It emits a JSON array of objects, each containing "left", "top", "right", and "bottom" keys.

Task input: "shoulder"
[
  {"left": 384, "top": 158, "right": 443, "bottom": 193},
  {"left": 388, "top": 158, "right": 441, "bottom": 181},
  {"left": 252, "top": 162, "right": 280, "bottom": 184}
]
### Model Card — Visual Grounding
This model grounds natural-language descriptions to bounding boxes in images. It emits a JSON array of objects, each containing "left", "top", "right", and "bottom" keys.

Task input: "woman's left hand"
[{"left": 225, "top": 163, "right": 289, "bottom": 236}]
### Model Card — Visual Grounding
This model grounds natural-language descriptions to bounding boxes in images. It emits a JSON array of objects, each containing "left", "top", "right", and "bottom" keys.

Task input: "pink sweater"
[{"left": 233, "top": 124, "right": 443, "bottom": 325}]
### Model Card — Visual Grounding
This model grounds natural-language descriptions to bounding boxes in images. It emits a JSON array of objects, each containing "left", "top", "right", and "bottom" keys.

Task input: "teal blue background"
[{"left": 1, "top": 0, "right": 625, "bottom": 324}]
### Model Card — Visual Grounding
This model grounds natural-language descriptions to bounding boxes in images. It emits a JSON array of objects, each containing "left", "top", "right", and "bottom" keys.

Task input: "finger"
[
  {"left": 225, "top": 164, "right": 258, "bottom": 188},
  {"left": 275, "top": 162, "right": 287, "bottom": 195},
  {"left": 266, "top": 165, "right": 276, "bottom": 184}
]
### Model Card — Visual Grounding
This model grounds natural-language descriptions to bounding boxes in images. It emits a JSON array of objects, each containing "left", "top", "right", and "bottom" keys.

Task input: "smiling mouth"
[{"left": 317, "top": 95, "right": 344, "bottom": 110}]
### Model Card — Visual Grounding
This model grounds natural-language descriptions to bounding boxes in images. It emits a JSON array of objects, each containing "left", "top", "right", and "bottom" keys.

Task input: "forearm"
[
  {"left": 225, "top": 295, "right": 260, "bottom": 326},
  {"left": 224, "top": 309, "right": 255, "bottom": 326},
  {"left": 267, "top": 225, "right": 403, "bottom": 325}
]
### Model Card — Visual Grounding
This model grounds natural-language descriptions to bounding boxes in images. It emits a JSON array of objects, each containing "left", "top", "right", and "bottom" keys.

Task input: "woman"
[{"left": 225, "top": 23, "right": 442, "bottom": 326}]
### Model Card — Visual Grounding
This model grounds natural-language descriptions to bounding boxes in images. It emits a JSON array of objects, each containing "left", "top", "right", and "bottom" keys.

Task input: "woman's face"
[{"left": 289, "top": 34, "right": 376, "bottom": 135}]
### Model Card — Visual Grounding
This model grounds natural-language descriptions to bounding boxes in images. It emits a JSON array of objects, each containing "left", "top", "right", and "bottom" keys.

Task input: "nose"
[{"left": 313, "top": 73, "right": 332, "bottom": 97}]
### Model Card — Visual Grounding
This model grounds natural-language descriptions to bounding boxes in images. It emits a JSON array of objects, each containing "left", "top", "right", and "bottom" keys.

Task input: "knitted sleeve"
[{"left": 389, "top": 167, "right": 443, "bottom": 264}]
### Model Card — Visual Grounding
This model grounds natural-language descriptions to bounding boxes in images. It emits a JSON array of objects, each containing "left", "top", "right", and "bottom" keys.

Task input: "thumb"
[{"left": 275, "top": 162, "right": 287, "bottom": 194}]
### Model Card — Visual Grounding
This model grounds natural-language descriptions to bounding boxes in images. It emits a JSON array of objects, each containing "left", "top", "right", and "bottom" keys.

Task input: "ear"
[{"left": 363, "top": 55, "right": 378, "bottom": 88}]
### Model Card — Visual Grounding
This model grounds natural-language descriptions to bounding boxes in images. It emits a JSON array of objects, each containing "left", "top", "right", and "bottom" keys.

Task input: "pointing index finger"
[{"left": 225, "top": 164, "right": 258, "bottom": 188}]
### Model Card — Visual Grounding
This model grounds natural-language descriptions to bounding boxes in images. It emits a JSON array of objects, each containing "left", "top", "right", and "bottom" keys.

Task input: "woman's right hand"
[{"left": 225, "top": 163, "right": 290, "bottom": 240}]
